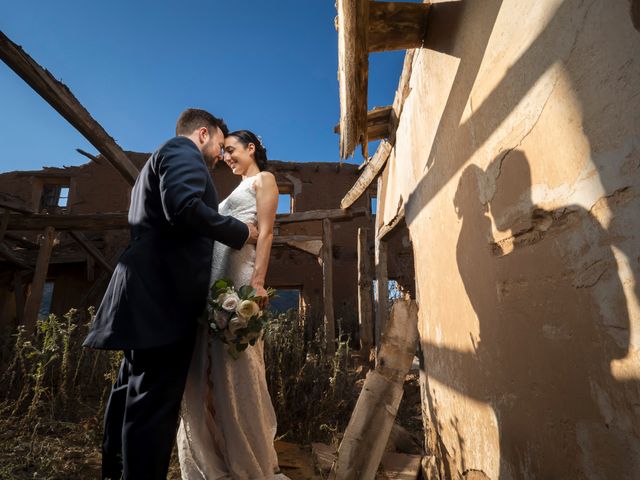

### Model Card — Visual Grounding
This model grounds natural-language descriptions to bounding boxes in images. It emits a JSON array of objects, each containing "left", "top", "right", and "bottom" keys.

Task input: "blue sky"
[{"left": 0, "top": 1, "right": 407, "bottom": 173}]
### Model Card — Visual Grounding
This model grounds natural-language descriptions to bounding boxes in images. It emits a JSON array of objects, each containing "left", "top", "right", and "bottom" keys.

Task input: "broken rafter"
[
  {"left": 0, "top": 31, "right": 139, "bottom": 185},
  {"left": 68, "top": 231, "right": 114, "bottom": 274},
  {"left": 340, "top": 140, "right": 392, "bottom": 209}
]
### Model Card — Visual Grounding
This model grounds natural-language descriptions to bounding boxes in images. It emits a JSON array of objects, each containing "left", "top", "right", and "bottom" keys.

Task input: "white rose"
[
  {"left": 228, "top": 316, "right": 248, "bottom": 335},
  {"left": 221, "top": 293, "right": 240, "bottom": 312},
  {"left": 236, "top": 300, "right": 260, "bottom": 320},
  {"left": 213, "top": 310, "right": 229, "bottom": 330}
]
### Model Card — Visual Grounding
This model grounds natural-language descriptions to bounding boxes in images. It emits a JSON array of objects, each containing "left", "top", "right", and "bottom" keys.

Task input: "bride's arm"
[{"left": 251, "top": 172, "right": 278, "bottom": 299}]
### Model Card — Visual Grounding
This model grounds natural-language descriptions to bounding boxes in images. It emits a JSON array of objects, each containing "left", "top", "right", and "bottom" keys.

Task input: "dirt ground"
[{"left": 0, "top": 372, "right": 422, "bottom": 479}]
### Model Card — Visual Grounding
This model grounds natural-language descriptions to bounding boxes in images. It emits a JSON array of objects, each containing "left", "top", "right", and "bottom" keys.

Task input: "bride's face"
[{"left": 223, "top": 136, "right": 256, "bottom": 176}]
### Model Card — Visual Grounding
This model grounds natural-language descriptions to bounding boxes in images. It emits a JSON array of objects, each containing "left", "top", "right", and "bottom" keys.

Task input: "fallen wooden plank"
[
  {"left": 330, "top": 300, "right": 419, "bottom": 480},
  {"left": 378, "top": 452, "right": 422, "bottom": 480},
  {"left": 340, "top": 141, "right": 392, "bottom": 209},
  {"left": 0, "top": 31, "right": 139, "bottom": 185}
]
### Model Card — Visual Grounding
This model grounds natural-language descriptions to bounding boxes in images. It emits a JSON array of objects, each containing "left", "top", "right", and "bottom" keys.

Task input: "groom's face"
[{"left": 202, "top": 126, "right": 226, "bottom": 166}]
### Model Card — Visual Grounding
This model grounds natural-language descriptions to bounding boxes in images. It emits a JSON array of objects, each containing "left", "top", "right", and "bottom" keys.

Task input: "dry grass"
[{"left": 0, "top": 308, "right": 422, "bottom": 479}]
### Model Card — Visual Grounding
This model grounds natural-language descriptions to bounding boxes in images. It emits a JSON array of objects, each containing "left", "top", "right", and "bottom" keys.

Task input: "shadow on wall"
[
  {"left": 423, "top": 153, "right": 640, "bottom": 478},
  {"left": 407, "top": 0, "right": 640, "bottom": 477},
  {"left": 405, "top": 0, "right": 640, "bottom": 309}
]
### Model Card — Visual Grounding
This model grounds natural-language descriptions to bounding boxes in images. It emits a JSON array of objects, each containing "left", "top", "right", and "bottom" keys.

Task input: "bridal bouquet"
[{"left": 207, "top": 278, "right": 276, "bottom": 359}]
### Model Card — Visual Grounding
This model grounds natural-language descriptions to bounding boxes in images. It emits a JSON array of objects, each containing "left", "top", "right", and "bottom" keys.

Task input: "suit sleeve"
[{"left": 157, "top": 142, "right": 249, "bottom": 249}]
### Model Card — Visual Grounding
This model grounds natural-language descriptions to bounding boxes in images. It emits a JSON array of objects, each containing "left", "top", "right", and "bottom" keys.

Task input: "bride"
[{"left": 177, "top": 130, "right": 289, "bottom": 479}]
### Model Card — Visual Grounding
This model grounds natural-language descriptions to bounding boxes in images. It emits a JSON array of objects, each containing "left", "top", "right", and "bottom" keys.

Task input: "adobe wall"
[
  {"left": 0, "top": 150, "right": 374, "bottom": 340},
  {"left": 379, "top": 0, "right": 640, "bottom": 478}
]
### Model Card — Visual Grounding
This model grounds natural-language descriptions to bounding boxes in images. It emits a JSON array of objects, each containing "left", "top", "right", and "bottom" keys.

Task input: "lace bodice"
[{"left": 210, "top": 176, "right": 258, "bottom": 287}]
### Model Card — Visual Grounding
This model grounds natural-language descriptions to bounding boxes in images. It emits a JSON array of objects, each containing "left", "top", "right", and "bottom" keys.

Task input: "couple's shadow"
[{"left": 423, "top": 151, "right": 640, "bottom": 479}]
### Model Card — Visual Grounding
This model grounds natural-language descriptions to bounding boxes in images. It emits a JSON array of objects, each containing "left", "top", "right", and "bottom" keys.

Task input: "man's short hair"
[{"left": 175, "top": 108, "right": 229, "bottom": 136}]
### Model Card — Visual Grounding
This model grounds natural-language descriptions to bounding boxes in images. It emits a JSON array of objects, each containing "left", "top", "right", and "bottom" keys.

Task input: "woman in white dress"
[{"left": 177, "top": 130, "right": 289, "bottom": 479}]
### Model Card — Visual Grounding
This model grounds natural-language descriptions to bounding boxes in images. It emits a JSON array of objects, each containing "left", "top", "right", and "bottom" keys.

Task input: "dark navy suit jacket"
[{"left": 84, "top": 136, "right": 249, "bottom": 350}]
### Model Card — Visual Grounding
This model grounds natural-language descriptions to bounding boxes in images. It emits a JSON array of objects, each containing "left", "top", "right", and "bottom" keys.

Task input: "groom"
[{"left": 83, "top": 108, "right": 258, "bottom": 479}]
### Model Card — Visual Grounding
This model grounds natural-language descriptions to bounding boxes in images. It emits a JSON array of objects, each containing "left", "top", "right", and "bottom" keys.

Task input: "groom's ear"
[{"left": 198, "top": 127, "right": 209, "bottom": 144}]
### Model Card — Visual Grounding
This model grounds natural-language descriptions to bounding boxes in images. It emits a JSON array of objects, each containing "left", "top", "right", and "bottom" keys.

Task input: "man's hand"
[{"left": 245, "top": 222, "right": 259, "bottom": 245}]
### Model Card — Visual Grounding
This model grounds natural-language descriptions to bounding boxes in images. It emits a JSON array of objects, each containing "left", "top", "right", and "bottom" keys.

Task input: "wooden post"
[
  {"left": 375, "top": 235, "right": 389, "bottom": 351},
  {"left": 322, "top": 218, "right": 336, "bottom": 355},
  {"left": 357, "top": 228, "right": 374, "bottom": 353},
  {"left": 330, "top": 300, "right": 419, "bottom": 480},
  {"left": 13, "top": 271, "right": 25, "bottom": 325},
  {"left": 23, "top": 226, "right": 55, "bottom": 331}
]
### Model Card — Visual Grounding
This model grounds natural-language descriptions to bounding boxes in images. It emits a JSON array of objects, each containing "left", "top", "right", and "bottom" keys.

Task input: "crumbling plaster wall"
[{"left": 378, "top": 0, "right": 640, "bottom": 478}]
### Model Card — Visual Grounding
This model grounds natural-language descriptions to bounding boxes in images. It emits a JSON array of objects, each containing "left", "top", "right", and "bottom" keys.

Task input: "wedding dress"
[{"left": 177, "top": 176, "right": 288, "bottom": 479}]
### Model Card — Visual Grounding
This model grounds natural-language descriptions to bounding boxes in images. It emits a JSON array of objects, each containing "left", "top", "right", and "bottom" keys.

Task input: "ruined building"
[
  {"left": 0, "top": 153, "right": 407, "bottom": 343},
  {"left": 332, "top": 0, "right": 640, "bottom": 478}
]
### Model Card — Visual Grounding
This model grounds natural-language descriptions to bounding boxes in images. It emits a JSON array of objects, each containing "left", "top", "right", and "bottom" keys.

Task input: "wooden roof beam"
[
  {"left": 336, "top": 1, "right": 430, "bottom": 159},
  {"left": 7, "top": 212, "right": 128, "bottom": 231},
  {"left": 0, "top": 31, "right": 139, "bottom": 186},
  {"left": 276, "top": 207, "right": 368, "bottom": 224}
]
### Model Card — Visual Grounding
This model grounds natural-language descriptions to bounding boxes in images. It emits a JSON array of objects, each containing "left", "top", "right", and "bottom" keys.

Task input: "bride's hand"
[{"left": 253, "top": 285, "right": 269, "bottom": 309}]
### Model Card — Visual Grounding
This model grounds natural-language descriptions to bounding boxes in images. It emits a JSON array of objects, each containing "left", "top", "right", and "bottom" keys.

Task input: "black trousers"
[{"left": 102, "top": 333, "right": 195, "bottom": 480}]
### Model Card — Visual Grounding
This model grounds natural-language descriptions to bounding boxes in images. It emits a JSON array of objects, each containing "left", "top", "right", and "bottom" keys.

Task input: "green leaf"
[{"left": 238, "top": 285, "right": 256, "bottom": 299}]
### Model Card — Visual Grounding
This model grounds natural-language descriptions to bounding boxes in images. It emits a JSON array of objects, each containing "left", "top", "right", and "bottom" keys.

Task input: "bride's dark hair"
[{"left": 227, "top": 130, "right": 268, "bottom": 171}]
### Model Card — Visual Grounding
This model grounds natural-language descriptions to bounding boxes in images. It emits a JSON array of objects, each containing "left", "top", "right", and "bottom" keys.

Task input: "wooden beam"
[
  {"left": 4, "top": 233, "right": 39, "bottom": 249},
  {"left": 334, "top": 105, "right": 393, "bottom": 142},
  {"left": 368, "top": 1, "right": 431, "bottom": 53},
  {"left": 68, "top": 231, "right": 114, "bottom": 274},
  {"left": 0, "top": 241, "right": 32, "bottom": 270},
  {"left": 276, "top": 207, "right": 367, "bottom": 224},
  {"left": 273, "top": 235, "right": 323, "bottom": 256},
  {"left": 23, "top": 226, "right": 55, "bottom": 332},
  {"left": 375, "top": 234, "right": 389, "bottom": 350},
  {"left": 7, "top": 212, "right": 128, "bottom": 231},
  {"left": 322, "top": 218, "right": 336, "bottom": 355},
  {"left": 341, "top": 140, "right": 392, "bottom": 209},
  {"left": 337, "top": 0, "right": 370, "bottom": 159},
  {"left": 330, "top": 300, "right": 419, "bottom": 479},
  {"left": 357, "top": 227, "right": 374, "bottom": 353},
  {"left": 0, "top": 192, "right": 34, "bottom": 215},
  {"left": 0, "top": 209, "right": 9, "bottom": 242},
  {"left": 0, "top": 31, "right": 139, "bottom": 185},
  {"left": 14, "top": 271, "right": 25, "bottom": 325}
]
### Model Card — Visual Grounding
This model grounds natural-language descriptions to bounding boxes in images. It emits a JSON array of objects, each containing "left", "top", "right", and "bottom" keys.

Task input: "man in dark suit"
[{"left": 83, "top": 108, "right": 258, "bottom": 479}]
